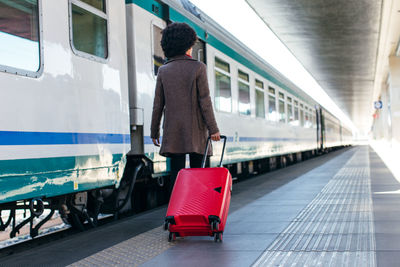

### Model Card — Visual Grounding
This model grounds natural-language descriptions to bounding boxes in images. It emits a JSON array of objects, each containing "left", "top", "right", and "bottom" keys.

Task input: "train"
[{"left": 0, "top": 0, "right": 352, "bottom": 237}]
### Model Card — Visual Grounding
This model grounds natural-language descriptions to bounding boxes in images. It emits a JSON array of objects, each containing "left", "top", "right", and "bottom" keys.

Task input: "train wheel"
[
  {"left": 146, "top": 187, "right": 158, "bottom": 210},
  {"left": 279, "top": 156, "right": 287, "bottom": 168},
  {"left": 63, "top": 212, "right": 86, "bottom": 231},
  {"left": 62, "top": 192, "right": 96, "bottom": 230},
  {"left": 268, "top": 157, "right": 277, "bottom": 171}
]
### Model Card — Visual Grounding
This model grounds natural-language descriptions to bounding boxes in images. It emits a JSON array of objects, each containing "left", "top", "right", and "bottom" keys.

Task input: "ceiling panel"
[{"left": 246, "top": 0, "right": 383, "bottom": 131}]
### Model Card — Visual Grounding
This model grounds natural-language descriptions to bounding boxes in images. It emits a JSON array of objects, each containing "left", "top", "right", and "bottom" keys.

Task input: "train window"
[
  {"left": 268, "top": 95, "right": 277, "bottom": 121},
  {"left": 238, "top": 70, "right": 250, "bottom": 115},
  {"left": 268, "top": 87, "right": 277, "bottom": 121},
  {"left": 312, "top": 114, "right": 317, "bottom": 128},
  {"left": 79, "top": 0, "right": 105, "bottom": 12},
  {"left": 278, "top": 92, "right": 285, "bottom": 123},
  {"left": 192, "top": 39, "right": 206, "bottom": 63},
  {"left": 70, "top": 0, "right": 108, "bottom": 59},
  {"left": 255, "top": 79, "right": 264, "bottom": 89},
  {"left": 300, "top": 108, "right": 304, "bottom": 127},
  {"left": 308, "top": 109, "right": 314, "bottom": 128},
  {"left": 153, "top": 25, "right": 165, "bottom": 75},
  {"left": 0, "top": 0, "right": 41, "bottom": 74},
  {"left": 305, "top": 111, "right": 311, "bottom": 128},
  {"left": 214, "top": 57, "right": 231, "bottom": 112},
  {"left": 215, "top": 57, "right": 230, "bottom": 73},
  {"left": 287, "top": 97, "right": 294, "bottom": 124},
  {"left": 308, "top": 111, "right": 314, "bottom": 128},
  {"left": 292, "top": 100, "right": 300, "bottom": 126},
  {"left": 255, "top": 80, "right": 265, "bottom": 118},
  {"left": 238, "top": 70, "right": 249, "bottom": 82},
  {"left": 268, "top": 87, "right": 275, "bottom": 95}
]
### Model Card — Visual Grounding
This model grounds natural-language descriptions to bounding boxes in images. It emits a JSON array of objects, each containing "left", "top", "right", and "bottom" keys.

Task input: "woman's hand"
[
  {"left": 211, "top": 132, "right": 221, "bottom": 141},
  {"left": 152, "top": 138, "right": 160, "bottom": 147}
]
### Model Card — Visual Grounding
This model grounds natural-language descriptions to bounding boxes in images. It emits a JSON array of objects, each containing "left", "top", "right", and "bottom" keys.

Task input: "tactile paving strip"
[
  {"left": 253, "top": 147, "right": 376, "bottom": 266},
  {"left": 67, "top": 226, "right": 174, "bottom": 267}
]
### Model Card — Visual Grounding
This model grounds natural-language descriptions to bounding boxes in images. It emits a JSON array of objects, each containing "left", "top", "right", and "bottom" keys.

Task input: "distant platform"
[{"left": 2, "top": 146, "right": 399, "bottom": 267}]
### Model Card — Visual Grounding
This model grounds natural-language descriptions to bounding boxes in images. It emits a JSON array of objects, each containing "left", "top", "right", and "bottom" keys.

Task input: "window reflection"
[
  {"left": 238, "top": 82, "right": 250, "bottom": 115},
  {"left": 279, "top": 99, "right": 285, "bottom": 123},
  {"left": 300, "top": 109, "right": 304, "bottom": 126},
  {"left": 238, "top": 70, "right": 250, "bottom": 116},
  {"left": 79, "top": 0, "right": 105, "bottom": 12},
  {"left": 256, "top": 90, "right": 265, "bottom": 118},
  {"left": 268, "top": 95, "right": 277, "bottom": 121},
  {"left": 215, "top": 70, "right": 232, "bottom": 112},
  {"left": 71, "top": 3, "right": 108, "bottom": 58},
  {"left": 215, "top": 57, "right": 230, "bottom": 72},
  {"left": 153, "top": 25, "right": 165, "bottom": 75},
  {"left": 293, "top": 105, "right": 300, "bottom": 126},
  {"left": 268, "top": 87, "right": 277, "bottom": 122},
  {"left": 305, "top": 111, "right": 313, "bottom": 128},
  {"left": 0, "top": 0, "right": 40, "bottom": 72},
  {"left": 278, "top": 92, "right": 285, "bottom": 123},
  {"left": 287, "top": 97, "right": 293, "bottom": 124},
  {"left": 255, "top": 79, "right": 265, "bottom": 118}
]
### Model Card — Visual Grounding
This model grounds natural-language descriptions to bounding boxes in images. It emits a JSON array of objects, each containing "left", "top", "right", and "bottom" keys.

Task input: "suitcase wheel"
[
  {"left": 211, "top": 221, "right": 219, "bottom": 231},
  {"left": 164, "top": 216, "right": 176, "bottom": 231},
  {"left": 214, "top": 232, "right": 223, "bottom": 242},
  {"left": 164, "top": 222, "right": 170, "bottom": 231},
  {"left": 209, "top": 215, "right": 221, "bottom": 231},
  {"left": 168, "top": 232, "right": 176, "bottom": 242}
]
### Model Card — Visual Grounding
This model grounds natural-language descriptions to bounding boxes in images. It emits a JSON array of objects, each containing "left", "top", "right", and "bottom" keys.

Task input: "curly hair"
[{"left": 161, "top": 23, "right": 197, "bottom": 58}]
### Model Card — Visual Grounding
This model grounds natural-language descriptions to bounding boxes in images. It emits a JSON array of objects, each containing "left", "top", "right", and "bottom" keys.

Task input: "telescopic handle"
[{"left": 201, "top": 135, "right": 227, "bottom": 168}]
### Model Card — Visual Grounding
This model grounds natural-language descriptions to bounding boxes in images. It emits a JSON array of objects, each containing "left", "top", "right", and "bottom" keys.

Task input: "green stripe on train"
[{"left": 0, "top": 154, "right": 124, "bottom": 204}]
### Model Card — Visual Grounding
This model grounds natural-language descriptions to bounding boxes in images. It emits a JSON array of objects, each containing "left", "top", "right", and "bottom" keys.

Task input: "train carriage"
[
  {"left": 0, "top": 0, "right": 352, "bottom": 237},
  {"left": 0, "top": 0, "right": 131, "bottom": 232}
]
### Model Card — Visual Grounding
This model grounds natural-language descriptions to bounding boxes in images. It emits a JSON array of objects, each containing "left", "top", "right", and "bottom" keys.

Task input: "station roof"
[{"left": 246, "top": 0, "right": 383, "bottom": 133}]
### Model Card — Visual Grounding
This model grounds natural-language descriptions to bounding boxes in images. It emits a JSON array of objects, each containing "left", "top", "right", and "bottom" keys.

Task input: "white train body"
[
  {"left": 0, "top": 0, "right": 352, "bottom": 217},
  {"left": 0, "top": 0, "right": 130, "bottom": 203},
  {"left": 126, "top": 1, "right": 336, "bottom": 175}
]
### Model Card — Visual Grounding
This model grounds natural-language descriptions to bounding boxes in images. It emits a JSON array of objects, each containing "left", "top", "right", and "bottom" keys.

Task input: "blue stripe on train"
[
  {"left": 0, "top": 131, "right": 130, "bottom": 146},
  {"left": 144, "top": 136, "right": 234, "bottom": 144},
  {"left": 144, "top": 136, "right": 313, "bottom": 144}
]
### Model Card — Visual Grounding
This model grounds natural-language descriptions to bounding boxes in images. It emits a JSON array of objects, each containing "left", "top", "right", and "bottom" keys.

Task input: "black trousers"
[{"left": 168, "top": 153, "right": 210, "bottom": 195}]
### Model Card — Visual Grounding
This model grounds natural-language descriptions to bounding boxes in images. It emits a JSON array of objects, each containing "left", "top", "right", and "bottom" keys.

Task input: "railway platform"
[{"left": 1, "top": 146, "right": 399, "bottom": 267}]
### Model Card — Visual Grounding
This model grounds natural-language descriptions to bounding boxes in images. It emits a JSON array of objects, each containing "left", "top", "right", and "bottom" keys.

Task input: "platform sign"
[{"left": 374, "top": 101, "right": 383, "bottom": 109}]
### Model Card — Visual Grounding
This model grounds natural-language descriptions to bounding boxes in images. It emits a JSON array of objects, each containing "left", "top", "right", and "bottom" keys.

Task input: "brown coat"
[{"left": 150, "top": 55, "right": 219, "bottom": 157}]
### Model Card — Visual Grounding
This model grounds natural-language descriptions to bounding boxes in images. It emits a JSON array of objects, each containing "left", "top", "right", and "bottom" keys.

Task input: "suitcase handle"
[{"left": 201, "top": 135, "right": 227, "bottom": 168}]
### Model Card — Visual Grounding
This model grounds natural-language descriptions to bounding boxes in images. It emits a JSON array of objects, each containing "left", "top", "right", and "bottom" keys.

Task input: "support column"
[{"left": 389, "top": 56, "right": 400, "bottom": 145}]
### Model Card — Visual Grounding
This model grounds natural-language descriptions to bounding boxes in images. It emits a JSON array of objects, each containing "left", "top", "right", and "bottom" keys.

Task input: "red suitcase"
[{"left": 164, "top": 136, "right": 232, "bottom": 242}]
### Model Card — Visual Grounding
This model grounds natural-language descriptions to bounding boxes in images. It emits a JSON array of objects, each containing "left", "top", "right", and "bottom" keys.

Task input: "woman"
[{"left": 150, "top": 22, "right": 220, "bottom": 194}]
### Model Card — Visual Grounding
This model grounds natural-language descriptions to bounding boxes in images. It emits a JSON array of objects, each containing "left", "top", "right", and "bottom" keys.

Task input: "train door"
[
  {"left": 316, "top": 108, "right": 320, "bottom": 149},
  {"left": 192, "top": 39, "right": 206, "bottom": 63},
  {"left": 320, "top": 109, "right": 326, "bottom": 150},
  {"left": 125, "top": 3, "right": 167, "bottom": 155},
  {"left": 316, "top": 107, "right": 324, "bottom": 150},
  {"left": 339, "top": 124, "right": 343, "bottom": 145}
]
